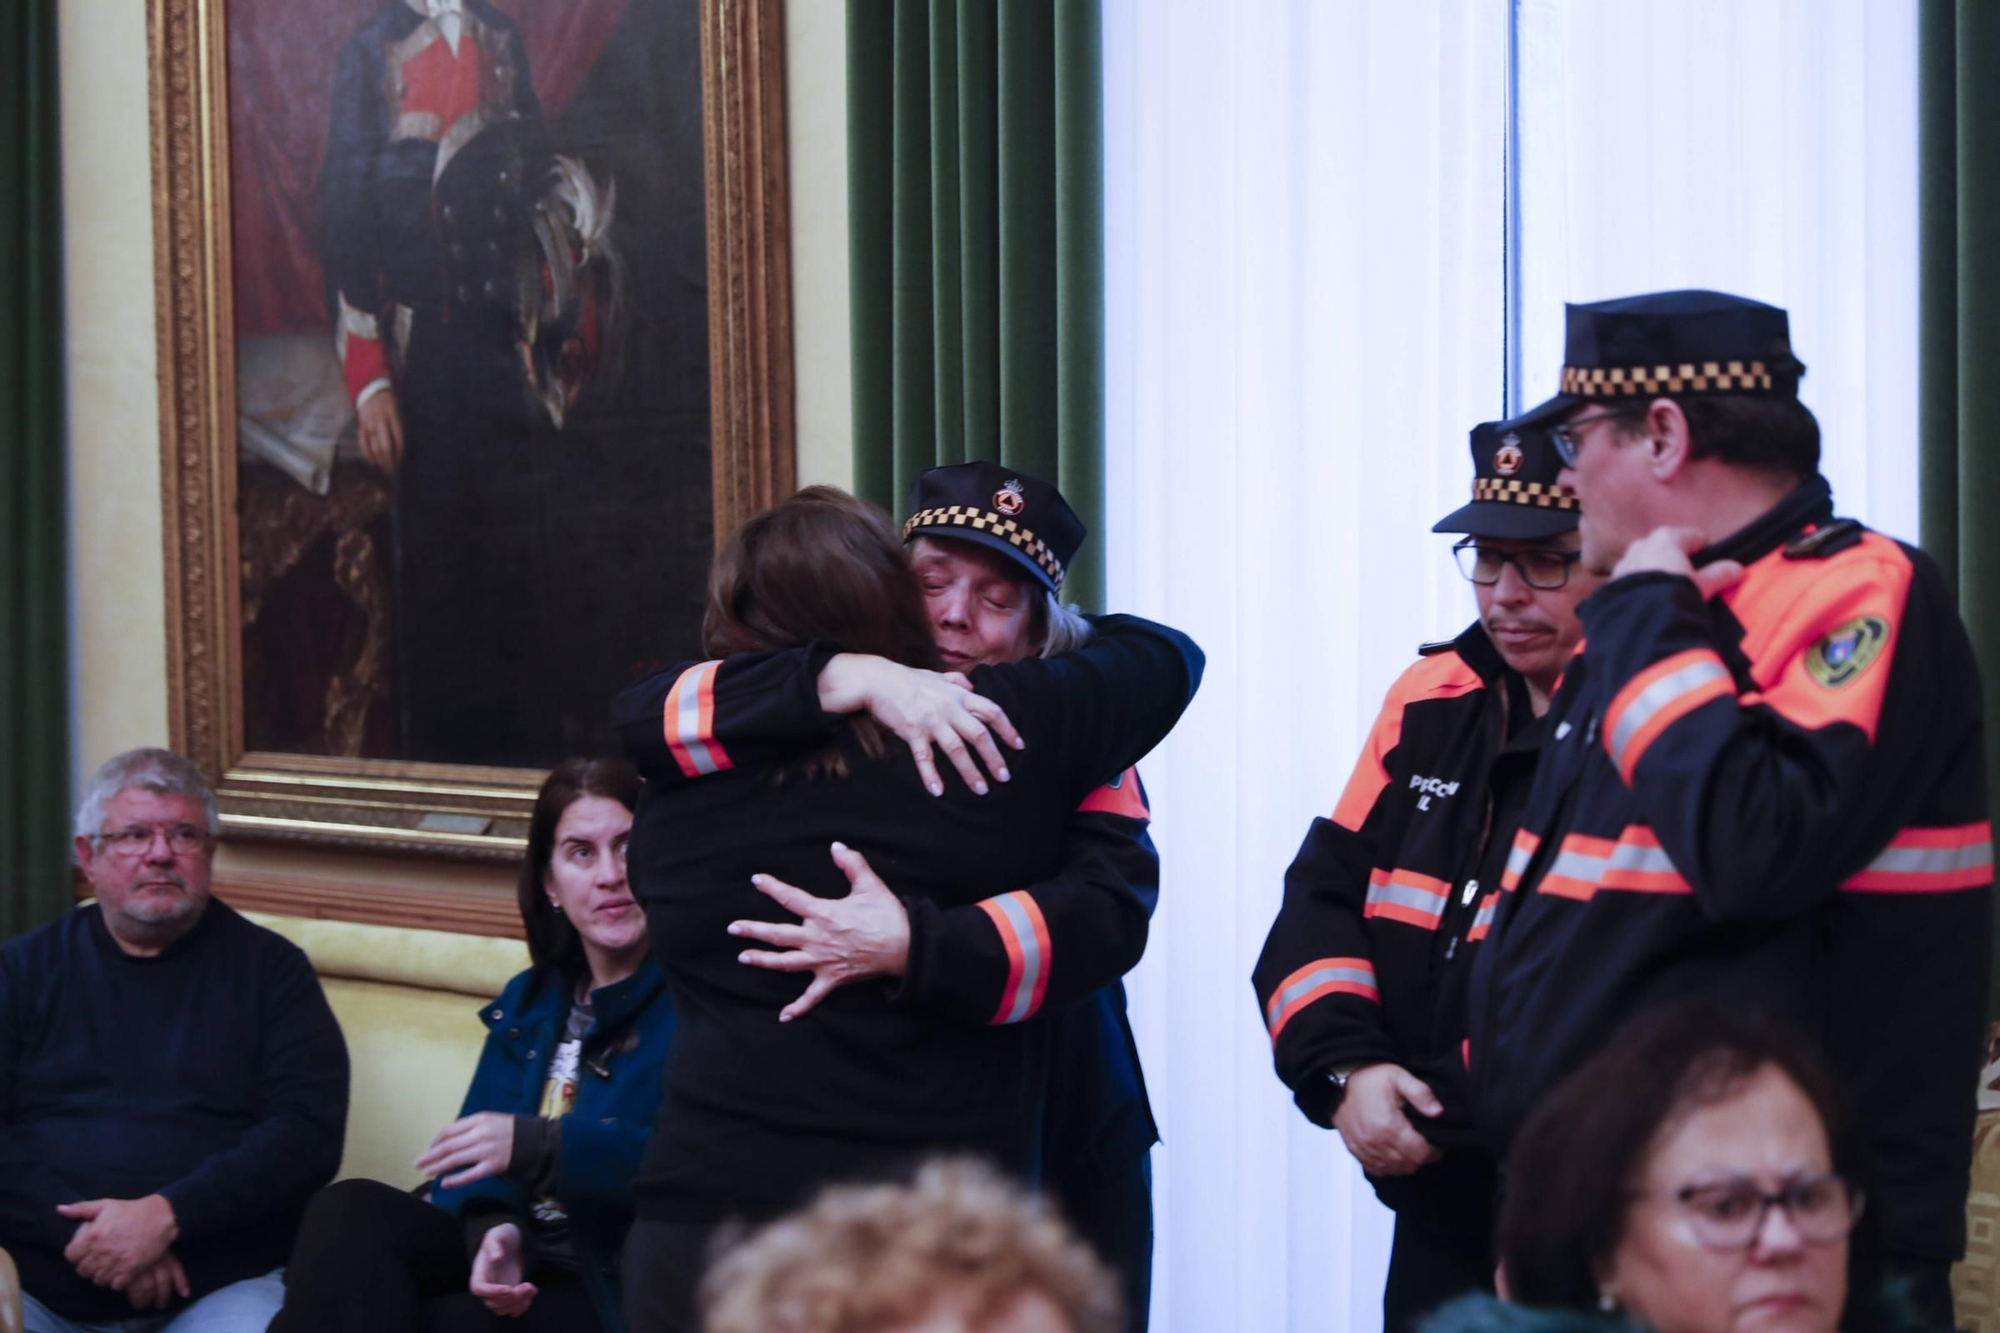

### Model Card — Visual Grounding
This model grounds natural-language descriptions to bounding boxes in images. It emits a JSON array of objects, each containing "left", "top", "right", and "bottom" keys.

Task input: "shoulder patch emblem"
[{"left": 1804, "top": 615, "right": 1889, "bottom": 688}]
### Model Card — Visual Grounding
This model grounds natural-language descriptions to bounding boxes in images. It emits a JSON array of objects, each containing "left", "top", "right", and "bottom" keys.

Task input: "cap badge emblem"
[
  {"left": 994, "top": 479, "right": 1026, "bottom": 515},
  {"left": 1494, "top": 435, "right": 1524, "bottom": 477}
]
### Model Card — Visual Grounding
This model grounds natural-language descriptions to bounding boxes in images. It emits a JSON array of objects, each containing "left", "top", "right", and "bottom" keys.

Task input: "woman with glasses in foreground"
[{"left": 1429, "top": 1002, "right": 1940, "bottom": 1333}]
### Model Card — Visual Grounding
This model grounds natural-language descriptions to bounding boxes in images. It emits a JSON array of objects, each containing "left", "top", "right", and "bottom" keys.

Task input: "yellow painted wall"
[
  {"left": 785, "top": 0, "right": 854, "bottom": 489},
  {"left": 59, "top": 0, "right": 850, "bottom": 887},
  {"left": 62, "top": 0, "right": 168, "bottom": 771}
]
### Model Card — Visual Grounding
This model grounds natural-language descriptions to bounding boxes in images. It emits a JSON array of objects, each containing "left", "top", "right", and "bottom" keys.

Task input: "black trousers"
[
  {"left": 1052, "top": 1150, "right": 1154, "bottom": 1333},
  {"left": 273, "top": 1178, "right": 600, "bottom": 1333},
  {"left": 1382, "top": 1212, "right": 1494, "bottom": 1333},
  {"left": 621, "top": 1218, "right": 721, "bottom": 1333}
]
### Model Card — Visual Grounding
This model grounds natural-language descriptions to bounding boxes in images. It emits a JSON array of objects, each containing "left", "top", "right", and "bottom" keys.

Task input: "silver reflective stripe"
[
  {"left": 1863, "top": 840, "right": 1994, "bottom": 876},
  {"left": 1608, "top": 657, "right": 1731, "bottom": 764},
  {"left": 1544, "top": 848, "right": 1609, "bottom": 885},
  {"left": 1472, "top": 898, "right": 1497, "bottom": 929},
  {"left": 674, "top": 664, "right": 723, "bottom": 775},
  {"left": 1266, "top": 964, "right": 1376, "bottom": 1028},
  {"left": 993, "top": 894, "right": 1045, "bottom": 1024},
  {"left": 1366, "top": 878, "right": 1445, "bottom": 920},
  {"left": 1607, "top": 840, "right": 1679, "bottom": 874},
  {"left": 1505, "top": 841, "right": 1535, "bottom": 879}
]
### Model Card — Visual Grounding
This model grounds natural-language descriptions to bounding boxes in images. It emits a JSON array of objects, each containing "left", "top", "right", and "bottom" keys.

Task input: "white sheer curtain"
[
  {"left": 1513, "top": 0, "right": 1921, "bottom": 538},
  {"left": 1102, "top": 3, "right": 1919, "bottom": 1331},
  {"left": 1102, "top": 4, "right": 1507, "bottom": 1329}
]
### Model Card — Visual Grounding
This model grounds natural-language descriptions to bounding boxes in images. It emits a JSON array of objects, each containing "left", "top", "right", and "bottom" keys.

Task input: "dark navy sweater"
[{"left": 0, "top": 901, "right": 349, "bottom": 1319}]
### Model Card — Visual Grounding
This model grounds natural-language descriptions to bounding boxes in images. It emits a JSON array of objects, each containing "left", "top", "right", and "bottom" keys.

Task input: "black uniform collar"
[
  {"left": 1451, "top": 620, "right": 1510, "bottom": 684},
  {"left": 1451, "top": 616, "right": 1567, "bottom": 718},
  {"left": 1691, "top": 474, "right": 1834, "bottom": 569}
]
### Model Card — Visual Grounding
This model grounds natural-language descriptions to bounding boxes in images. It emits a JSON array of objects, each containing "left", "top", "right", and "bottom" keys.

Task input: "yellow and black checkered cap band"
[
  {"left": 1561, "top": 360, "right": 1773, "bottom": 398},
  {"left": 1472, "top": 479, "right": 1579, "bottom": 511},
  {"left": 902, "top": 506, "right": 1067, "bottom": 592}
]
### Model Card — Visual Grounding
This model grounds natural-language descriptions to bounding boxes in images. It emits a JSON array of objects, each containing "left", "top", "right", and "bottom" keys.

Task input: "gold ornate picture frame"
[{"left": 148, "top": 0, "right": 794, "bottom": 865}]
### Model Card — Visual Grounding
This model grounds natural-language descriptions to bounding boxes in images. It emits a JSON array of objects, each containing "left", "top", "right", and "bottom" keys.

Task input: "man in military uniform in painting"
[{"left": 320, "top": 0, "right": 617, "bottom": 766}]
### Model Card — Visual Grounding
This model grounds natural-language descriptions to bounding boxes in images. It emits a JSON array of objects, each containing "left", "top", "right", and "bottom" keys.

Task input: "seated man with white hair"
[{"left": 0, "top": 747, "right": 349, "bottom": 1332}]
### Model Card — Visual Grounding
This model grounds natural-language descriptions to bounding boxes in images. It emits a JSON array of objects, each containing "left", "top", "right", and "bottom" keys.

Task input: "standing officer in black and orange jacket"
[
  {"left": 1468, "top": 290, "right": 1991, "bottom": 1320},
  {"left": 1253, "top": 423, "right": 1604, "bottom": 1331}
]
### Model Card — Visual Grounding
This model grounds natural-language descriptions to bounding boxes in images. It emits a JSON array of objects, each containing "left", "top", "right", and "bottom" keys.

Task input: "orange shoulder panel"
[
  {"left": 1077, "top": 767, "right": 1150, "bottom": 820},
  {"left": 1724, "top": 532, "right": 1913, "bottom": 744},
  {"left": 1330, "top": 652, "right": 1483, "bottom": 831}
]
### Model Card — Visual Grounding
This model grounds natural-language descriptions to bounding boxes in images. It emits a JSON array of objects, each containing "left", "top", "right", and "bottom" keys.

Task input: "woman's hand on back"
[
  {"left": 730, "top": 842, "right": 912, "bottom": 1021},
  {"left": 816, "top": 654, "right": 1024, "bottom": 796}
]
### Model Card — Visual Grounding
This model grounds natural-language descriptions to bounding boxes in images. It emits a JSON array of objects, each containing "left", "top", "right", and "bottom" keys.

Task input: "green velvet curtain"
[
  {"left": 847, "top": 0, "right": 1105, "bottom": 610},
  {"left": 0, "top": 0, "right": 72, "bottom": 939},
  {"left": 1917, "top": 0, "right": 2000, "bottom": 1011}
]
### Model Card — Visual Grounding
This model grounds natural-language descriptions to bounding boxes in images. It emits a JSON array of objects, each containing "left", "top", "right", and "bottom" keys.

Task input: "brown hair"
[
  {"left": 704, "top": 486, "right": 939, "bottom": 669},
  {"left": 1498, "top": 1002, "right": 1877, "bottom": 1315},
  {"left": 704, "top": 487, "right": 940, "bottom": 776},
  {"left": 517, "top": 757, "right": 642, "bottom": 983},
  {"left": 701, "top": 1157, "right": 1122, "bottom": 1333},
  {"left": 1614, "top": 394, "right": 1821, "bottom": 479}
]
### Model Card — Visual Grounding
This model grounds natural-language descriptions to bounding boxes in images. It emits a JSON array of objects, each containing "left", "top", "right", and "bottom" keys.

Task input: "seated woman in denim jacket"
[{"left": 273, "top": 758, "right": 674, "bottom": 1333}]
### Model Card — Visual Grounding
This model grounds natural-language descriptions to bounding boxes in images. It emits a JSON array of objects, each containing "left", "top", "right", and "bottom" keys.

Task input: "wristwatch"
[{"left": 1325, "top": 1064, "right": 1356, "bottom": 1118}]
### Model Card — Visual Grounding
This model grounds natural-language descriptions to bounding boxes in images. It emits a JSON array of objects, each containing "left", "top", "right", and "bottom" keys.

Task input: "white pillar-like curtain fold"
[
  {"left": 1515, "top": 0, "right": 1920, "bottom": 537},
  {"left": 1104, "top": 3, "right": 1506, "bottom": 1328}
]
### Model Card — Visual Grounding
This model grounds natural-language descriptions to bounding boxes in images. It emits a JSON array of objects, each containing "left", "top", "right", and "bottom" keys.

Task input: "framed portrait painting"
[{"left": 148, "top": 0, "right": 793, "bottom": 872}]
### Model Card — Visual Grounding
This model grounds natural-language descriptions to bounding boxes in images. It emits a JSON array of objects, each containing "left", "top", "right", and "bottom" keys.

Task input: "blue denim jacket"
[{"left": 430, "top": 956, "right": 674, "bottom": 1333}]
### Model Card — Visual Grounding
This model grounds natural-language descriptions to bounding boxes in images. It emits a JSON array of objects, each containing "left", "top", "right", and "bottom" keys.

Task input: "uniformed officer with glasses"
[
  {"left": 1439, "top": 421, "right": 1606, "bottom": 717},
  {"left": 1255, "top": 421, "right": 1604, "bottom": 1330}
]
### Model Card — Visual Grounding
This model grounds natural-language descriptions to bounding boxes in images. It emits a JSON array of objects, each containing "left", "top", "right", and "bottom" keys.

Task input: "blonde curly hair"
[{"left": 700, "top": 1158, "right": 1123, "bottom": 1333}]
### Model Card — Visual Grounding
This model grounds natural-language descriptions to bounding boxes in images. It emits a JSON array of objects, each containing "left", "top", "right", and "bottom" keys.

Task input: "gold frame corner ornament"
[{"left": 148, "top": 0, "right": 795, "bottom": 872}]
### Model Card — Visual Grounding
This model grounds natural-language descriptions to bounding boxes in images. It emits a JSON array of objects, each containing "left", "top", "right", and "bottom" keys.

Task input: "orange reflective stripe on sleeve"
[
  {"left": 1500, "top": 830, "right": 1540, "bottom": 892},
  {"left": 1841, "top": 823, "right": 1993, "bottom": 893},
  {"left": 1602, "top": 648, "right": 1735, "bottom": 784},
  {"left": 1077, "top": 767, "right": 1149, "bottom": 820},
  {"left": 1465, "top": 891, "right": 1499, "bottom": 941},
  {"left": 1363, "top": 867, "right": 1450, "bottom": 930},
  {"left": 976, "top": 891, "right": 1053, "bottom": 1024},
  {"left": 1535, "top": 827, "right": 1692, "bottom": 902},
  {"left": 1264, "top": 956, "right": 1379, "bottom": 1045},
  {"left": 1596, "top": 825, "right": 1691, "bottom": 892},
  {"left": 662, "top": 661, "right": 733, "bottom": 779}
]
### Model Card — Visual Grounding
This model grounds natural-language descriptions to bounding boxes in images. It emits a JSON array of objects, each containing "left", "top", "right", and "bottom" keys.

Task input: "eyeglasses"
[
  {"left": 1452, "top": 539, "right": 1584, "bottom": 590},
  {"left": 1549, "top": 408, "right": 1638, "bottom": 465},
  {"left": 1637, "top": 1173, "right": 1864, "bottom": 1252},
  {"left": 95, "top": 824, "right": 213, "bottom": 858}
]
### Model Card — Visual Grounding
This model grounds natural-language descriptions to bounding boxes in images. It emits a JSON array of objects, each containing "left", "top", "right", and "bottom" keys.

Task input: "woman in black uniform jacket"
[{"left": 613, "top": 487, "right": 1203, "bottom": 1331}]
